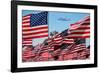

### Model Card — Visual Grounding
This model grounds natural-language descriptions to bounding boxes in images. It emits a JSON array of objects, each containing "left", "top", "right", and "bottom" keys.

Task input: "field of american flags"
[{"left": 22, "top": 11, "right": 90, "bottom": 62}]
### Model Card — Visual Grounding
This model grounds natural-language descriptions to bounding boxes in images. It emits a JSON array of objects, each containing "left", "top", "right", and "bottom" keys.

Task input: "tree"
[{"left": 50, "top": 31, "right": 59, "bottom": 37}]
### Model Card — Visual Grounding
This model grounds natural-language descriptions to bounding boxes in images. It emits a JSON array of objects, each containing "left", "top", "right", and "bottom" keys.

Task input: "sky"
[{"left": 22, "top": 10, "right": 90, "bottom": 47}]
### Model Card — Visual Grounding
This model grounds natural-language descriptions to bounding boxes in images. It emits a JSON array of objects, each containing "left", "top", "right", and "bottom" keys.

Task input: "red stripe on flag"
[
  {"left": 22, "top": 26, "right": 48, "bottom": 31},
  {"left": 66, "top": 35, "right": 90, "bottom": 38},
  {"left": 23, "top": 34, "right": 48, "bottom": 39},
  {"left": 22, "top": 21, "right": 30, "bottom": 24},
  {"left": 23, "top": 43, "right": 32, "bottom": 45},
  {"left": 22, "top": 42, "right": 32, "bottom": 44},
  {"left": 70, "top": 31, "right": 90, "bottom": 34},
  {"left": 71, "top": 21, "right": 89, "bottom": 26},
  {"left": 22, "top": 25, "right": 30, "bottom": 27},
  {"left": 23, "top": 39, "right": 32, "bottom": 41}
]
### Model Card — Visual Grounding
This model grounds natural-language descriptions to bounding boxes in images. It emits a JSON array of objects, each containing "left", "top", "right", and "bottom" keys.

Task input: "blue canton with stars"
[{"left": 30, "top": 11, "right": 48, "bottom": 27}]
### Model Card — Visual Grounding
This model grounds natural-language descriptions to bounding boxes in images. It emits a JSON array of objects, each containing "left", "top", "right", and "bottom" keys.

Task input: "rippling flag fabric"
[
  {"left": 63, "top": 38, "right": 74, "bottom": 44},
  {"left": 22, "top": 12, "right": 48, "bottom": 46},
  {"left": 67, "top": 16, "right": 90, "bottom": 38},
  {"left": 53, "top": 35, "right": 63, "bottom": 45}
]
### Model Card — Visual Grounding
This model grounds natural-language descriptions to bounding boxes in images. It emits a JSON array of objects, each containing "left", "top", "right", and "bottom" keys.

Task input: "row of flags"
[
  {"left": 22, "top": 43, "right": 90, "bottom": 62},
  {"left": 47, "top": 35, "right": 74, "bottom": 46},
  {"left": 22, "top": 11, "right": 90, "bottom": 47}
]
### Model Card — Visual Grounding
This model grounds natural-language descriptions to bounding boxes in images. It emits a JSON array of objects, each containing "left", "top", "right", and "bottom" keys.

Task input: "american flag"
[
  {"left": 63, "top": 38, "right": 74, "bottom": 44},
  {"left": 22, "top": 39, "right": 32, "bottom": 46},
  {"left": 73, "top": 44, "right": 86, "bottom": 50},
  {"left": 67, "top": 16, "right": 90, "bottom": 38},
  {"left": 69, "top": 39, "right": 86, "bottom": 53},
  {"left": 22, "top": 12, "right": 48, "bottom": 46},
  {"left": 22, "top": 47, "right": 35, "bottom": 61},
  {"left": 22, "top": 50, "right": 35, "bottom": 58},
  {"left": 53, "top": 35, "right": 63, "bottom": 45},
  {"left": 47, "top": 38, "right": 53, "bottom": 45}
]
